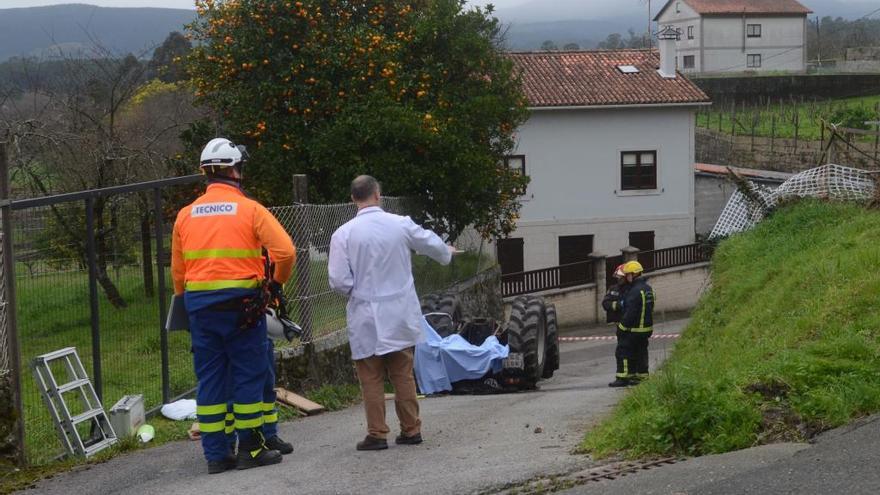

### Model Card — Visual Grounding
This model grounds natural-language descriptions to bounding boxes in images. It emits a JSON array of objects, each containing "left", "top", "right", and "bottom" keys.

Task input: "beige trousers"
[{"left": 354, "top": 348, "right": 421, "bottom": 439}]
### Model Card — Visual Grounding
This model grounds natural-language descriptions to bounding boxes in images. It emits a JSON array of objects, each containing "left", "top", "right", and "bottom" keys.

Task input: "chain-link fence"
[
  {"left": 0, "top": 229, "right": 9, "bottom": 377},
  {"left": 270, "top": 198, "right": 494, "bottom": 346},
  {"left": 8, "top": 183, "right": 494, "bottom": 464},
  {"left": 710, "top": 164, "right": 879, "bottom": 239},
  {"left": 11, "top": 182, "right": 203, "bottom": 464}
]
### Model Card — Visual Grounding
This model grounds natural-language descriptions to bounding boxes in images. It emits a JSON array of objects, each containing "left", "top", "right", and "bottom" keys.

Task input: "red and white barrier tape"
[{"left": 559, "top": 334, "right": 680, "bottom": 343}]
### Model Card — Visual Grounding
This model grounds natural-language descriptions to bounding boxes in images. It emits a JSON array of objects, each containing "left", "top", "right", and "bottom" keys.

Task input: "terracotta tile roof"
[
  {"left": 509, "top": 49, "right": 711, "bottom": 108},
  {"left": 657, "top": 0, "right": 812, "bottom": 19}
]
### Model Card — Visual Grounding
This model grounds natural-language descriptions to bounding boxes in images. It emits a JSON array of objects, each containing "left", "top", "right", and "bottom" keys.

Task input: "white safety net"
[{"left": 710, "top": 164, "right": 878, "bottom": 239}]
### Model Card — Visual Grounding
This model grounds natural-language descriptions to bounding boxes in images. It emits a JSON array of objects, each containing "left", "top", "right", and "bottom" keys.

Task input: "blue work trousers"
[{"left": 190, "top": 308, "right": 268, "bottom": 462}]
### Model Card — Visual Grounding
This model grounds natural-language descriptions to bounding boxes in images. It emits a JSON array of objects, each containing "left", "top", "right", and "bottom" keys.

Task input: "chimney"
[{"left": 657, "top": 25, "right": 680, "bottom": 79}]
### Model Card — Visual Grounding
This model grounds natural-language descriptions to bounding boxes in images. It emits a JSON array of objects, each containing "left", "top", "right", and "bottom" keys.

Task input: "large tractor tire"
[
  {"left": 542, "top": 303, "right": 560, "bottom": 379},
  {"left": 506, "top": 296, "right": 547, "bottom": 386},
  {"left": 420, "top": 293, "right": 463, "bottom": 338}
]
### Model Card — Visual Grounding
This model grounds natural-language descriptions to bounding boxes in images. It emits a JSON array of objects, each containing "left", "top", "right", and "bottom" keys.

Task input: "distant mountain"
[
  {"left": 0, "top": 1, "right": 875, "bottom": 62},
  {"left": 0, "top": 3, "right": 195, "bottom": 61}
]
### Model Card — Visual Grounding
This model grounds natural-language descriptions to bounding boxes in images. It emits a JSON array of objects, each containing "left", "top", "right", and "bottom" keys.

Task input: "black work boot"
[
  {"left": 356, "top": 435, "right": 388, "bottom": 451},
  {"left": 395, "top": 433, "right": 423, "bottom": 445},
  {"left": 236, "top": 433, "right": 283, "bottom": 470},
  {"left": 207, "top": 454, "right": 237, "bottom": 474},
  {"left": 264, "top": 435, "right": 294, "bottom": 455},
  {"left": 608, "top": 377, "right": 635, "bottom": 388}
]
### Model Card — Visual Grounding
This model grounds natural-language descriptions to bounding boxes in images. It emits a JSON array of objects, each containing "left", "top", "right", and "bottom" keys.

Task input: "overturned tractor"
[{"left": 420, "top": 293, "right": 560, "bottom": 392}]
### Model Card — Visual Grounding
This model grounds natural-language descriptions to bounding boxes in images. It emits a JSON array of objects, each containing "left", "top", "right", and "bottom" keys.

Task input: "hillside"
[
  {"left": 0, "top": 4, "right": 195, "bottom": 60},
  {"left": 0, "top": 1, "right": 875, "bottom": 60},
  {"left": 584, "top": 200, "right": 880, "bottom": 457}
]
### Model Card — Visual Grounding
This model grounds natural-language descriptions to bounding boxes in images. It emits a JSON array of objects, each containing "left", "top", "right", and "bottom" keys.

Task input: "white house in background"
[
  {"left": 655, "top": 0, "right": 813, "bottom": 74},
  {"left": 499, "top": 38, "right": 710, "bottom": 276}
]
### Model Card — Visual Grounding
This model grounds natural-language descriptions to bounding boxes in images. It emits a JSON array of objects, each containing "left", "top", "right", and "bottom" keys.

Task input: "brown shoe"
[
  {"left": 395, "top": 433, "right": 423, "bottom": 445},
  {"left": 356, "top": 435, "right": 388, "bottom": 451}
]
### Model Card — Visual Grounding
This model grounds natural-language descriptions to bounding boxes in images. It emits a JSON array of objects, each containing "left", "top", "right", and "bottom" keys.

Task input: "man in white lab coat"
[{"left": 329, "top": 175, "right": 454, "bottom": 451}]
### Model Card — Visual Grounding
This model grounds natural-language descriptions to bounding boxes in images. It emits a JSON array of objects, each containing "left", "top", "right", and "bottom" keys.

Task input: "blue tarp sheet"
[{"left": 414, "top": 317, "right": 510, "bottom": 395}]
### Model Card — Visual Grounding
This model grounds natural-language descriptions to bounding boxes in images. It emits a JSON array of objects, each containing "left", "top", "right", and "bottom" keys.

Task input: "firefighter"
[
  {"left": 601, "top": 264, "right": 627, "bottom": 324},
  {"left": 608, "top": 261, "right": 655, "bottom": 388},
  {"left": 171, "top": 138, "right": 296, "bottom": 473}
]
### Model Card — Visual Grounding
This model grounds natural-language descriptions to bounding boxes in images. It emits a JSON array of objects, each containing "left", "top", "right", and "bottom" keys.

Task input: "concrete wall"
[
  {"left": 511, "top": 107, "right": 697, "bottom": 269},
  {"left": 275, "top": 267, "right": 504, "bottom": 391},
  {"left": 701, "top": 16, "right": 806, "bottom": 73},
  {"left": 504, "top": 262, "right": 711, "bottom": 329},
  {"left": 695, "top": 173, "right": 787, "bottom": 236},
  {"left": 649, "top": 262, "right": 711, "bottom": 314}
]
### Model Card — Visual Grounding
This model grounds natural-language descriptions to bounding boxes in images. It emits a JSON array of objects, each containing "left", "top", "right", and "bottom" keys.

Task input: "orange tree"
[{"left": 187, "top": 0, "right": 528, "bottom": 239}]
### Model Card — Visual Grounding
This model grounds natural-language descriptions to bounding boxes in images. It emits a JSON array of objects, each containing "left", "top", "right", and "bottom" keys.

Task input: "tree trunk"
[
  {"left": 140, "top": 213, "right": 154, "bottom": 298},
  {"left": 94, "top": 197, "right": 128, "bottom": 309}
]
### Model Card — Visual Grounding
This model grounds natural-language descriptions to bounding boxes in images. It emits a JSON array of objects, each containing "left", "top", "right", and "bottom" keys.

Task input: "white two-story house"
[
  {"left": 655, "top": 0, "right": 812, "bottom": 74},
  {"left": 499, "top": 37, "right": 710, "bottom": 277}
]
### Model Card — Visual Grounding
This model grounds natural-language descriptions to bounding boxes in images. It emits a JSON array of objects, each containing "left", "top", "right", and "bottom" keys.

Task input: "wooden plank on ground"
[{"left": 275, "top": 387, "right": 326, "bottom": 415}]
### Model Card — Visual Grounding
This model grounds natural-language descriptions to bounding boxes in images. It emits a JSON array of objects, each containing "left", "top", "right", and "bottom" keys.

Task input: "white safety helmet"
[
  {"left": 266, "top": 307, "right": 303, "bottom": 342},
  {"left": 200, "top": 137, "right": 248, "bottom": 170}
]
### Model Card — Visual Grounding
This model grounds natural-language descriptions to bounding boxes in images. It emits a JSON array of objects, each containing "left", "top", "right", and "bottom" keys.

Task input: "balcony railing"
[{"left": 501, "top": 260, "right": 595, "bottom": 298}]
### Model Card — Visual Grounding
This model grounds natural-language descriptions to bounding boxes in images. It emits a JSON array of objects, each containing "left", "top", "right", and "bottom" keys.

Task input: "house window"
[
  {"left": 620, "top": 151, "right": 657, "bottom": 191},
  {"left": 497, "top": 238, "right": 524, "bottom": 281},
  {"left": 747, "top": 54, "right": 762, "bottom": 68},
  {"left": 747, "top": 24, "right": 762, "bottom": 38},
  {"left": 687, "top": 25, "right": 694, "bottom": 39},
  {"left": 504, "top": 155, "right": 526, "bottom": 194},
  {"left": 558, "top": 235, "right": 594, "bottom": 287},
  {"left": 675, "top": 2, "right": 680, "bottom": 13},
  {"left": 683, "top": 55, "right": 695, "bottom": 69}
]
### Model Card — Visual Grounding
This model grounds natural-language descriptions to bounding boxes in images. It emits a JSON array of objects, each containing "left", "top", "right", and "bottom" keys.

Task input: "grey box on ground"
[{"left": 109, "top": 395, "right": 145, "bottom": 437}]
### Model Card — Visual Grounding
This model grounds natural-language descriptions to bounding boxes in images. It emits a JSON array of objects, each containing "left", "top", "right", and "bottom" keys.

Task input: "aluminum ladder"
[{"left": 31, "top": 347, "right": 118, "bottom": 458}]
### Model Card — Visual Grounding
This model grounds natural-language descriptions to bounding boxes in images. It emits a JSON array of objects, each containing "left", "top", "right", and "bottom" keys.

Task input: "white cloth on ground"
[
  {"left": 160, "top": 399, "right": 197, "bottom": 421},
  {"left": 328, "top": 206, "right": 452, "bottom": 360}
]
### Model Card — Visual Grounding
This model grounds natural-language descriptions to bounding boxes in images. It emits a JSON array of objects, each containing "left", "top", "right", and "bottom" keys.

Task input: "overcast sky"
[{"left": 2, "top": 0, "right": 529, "bottom": 9}]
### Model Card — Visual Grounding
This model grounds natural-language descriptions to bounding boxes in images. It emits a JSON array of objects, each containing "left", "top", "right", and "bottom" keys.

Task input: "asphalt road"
[
  {"left": 26, "top": 320, "right": 686, "bottom": 495},
  {"left": 559, "top": 395, "right": 880, "bottom": 495}
]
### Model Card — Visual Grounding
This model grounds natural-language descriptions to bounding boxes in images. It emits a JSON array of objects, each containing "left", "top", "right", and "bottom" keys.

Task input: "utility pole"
[
  {"left": 816, "top": 16, "right": 822, "bottom": 68},
  {"left": 647, "top": 0, "right": 653, "bottom": 48}
]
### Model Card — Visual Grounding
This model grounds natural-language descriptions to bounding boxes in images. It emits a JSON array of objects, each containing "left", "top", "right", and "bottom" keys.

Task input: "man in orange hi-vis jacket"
[{"left": 171, "top": 138, "right": 295, "bottom": 474}]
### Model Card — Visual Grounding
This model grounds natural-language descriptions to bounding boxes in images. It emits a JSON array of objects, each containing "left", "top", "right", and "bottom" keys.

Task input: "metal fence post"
[
  {"left": 153, "top": 188, "right": 170, "bottom": 404},
  {"left": 0, "top": 142, "right": 26, "bottom": 465},
  {"left": 84, "top": 197, "right": 102, "bottom": 401},
  {"left": 291, "top": 174, "right": 313, "bottom": 341}
]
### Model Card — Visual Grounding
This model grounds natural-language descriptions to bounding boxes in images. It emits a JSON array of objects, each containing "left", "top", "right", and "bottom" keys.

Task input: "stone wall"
[
  {"left": 274, "top": 267, "right": 504, "bottom": 391},
  {"left": 0, "top": 374, "right": 21, "bottom": 469},
  {"left": 696, "top": 128, "right": 880, "bottom": 172}
]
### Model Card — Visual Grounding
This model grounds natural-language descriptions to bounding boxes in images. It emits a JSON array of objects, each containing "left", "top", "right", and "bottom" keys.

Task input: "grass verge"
[{"left": 582, "top": 200, "right": 880, "bottom": 459}]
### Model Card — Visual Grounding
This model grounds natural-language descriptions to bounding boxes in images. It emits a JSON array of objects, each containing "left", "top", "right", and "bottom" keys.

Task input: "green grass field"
[
  {"left": 583, "top": 201, "right": 880, "bottom": 458},
  {"left": 697, "top": 94, "right": 880, "bottom": 141},
  {"left": 15, "top": 250, "right": 490, "bottom": 464}
]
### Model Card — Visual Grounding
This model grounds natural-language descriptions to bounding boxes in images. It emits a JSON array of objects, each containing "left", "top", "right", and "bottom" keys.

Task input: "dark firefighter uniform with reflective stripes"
[
  {"left": 171, "top": 182, "right": 295, "bottom": 463},
  {"left": 602, "top": 283, "right": 629, "bottom": 324},
  {"left": 615, "top": 277, "right": 655, "bottom": 380}
]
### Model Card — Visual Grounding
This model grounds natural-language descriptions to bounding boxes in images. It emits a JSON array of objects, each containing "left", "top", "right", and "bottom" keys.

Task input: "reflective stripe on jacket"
[
  {"left": 171, "top": 182, "right": 296, "bottom": 296},
  {"left": 618, "top": 277, "right": 655, "bottom": 333}
]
